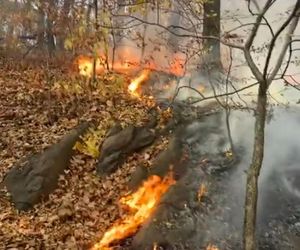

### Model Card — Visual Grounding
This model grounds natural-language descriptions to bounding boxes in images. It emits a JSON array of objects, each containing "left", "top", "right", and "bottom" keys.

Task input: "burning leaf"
[
  {"left": 197, "top": 183, "right": 207, "bottom": 202},
  {"left": 92, "top": 172, "right": 176, "bottom": 249}
]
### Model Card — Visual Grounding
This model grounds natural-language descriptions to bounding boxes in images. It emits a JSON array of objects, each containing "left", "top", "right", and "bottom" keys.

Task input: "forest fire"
[
  {"left": 92, "top": 173, "right": 176, "bottom": 250},
  {"left": 128, "top": 69, "right": 150, "bottom": 96},
  {"left": 75, "top": 49, "right": 185, "bottom": 79}
]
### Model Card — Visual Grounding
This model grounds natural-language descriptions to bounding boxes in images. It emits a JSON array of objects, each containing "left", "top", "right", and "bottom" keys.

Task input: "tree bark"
[
  {"left": 57, "top": 0, "right": 74, "bottom": 50},
  {"left": 92, "top": 0, "right": 98, "bottom": 82},
  {"left": 37, "top": 6, "right": 45, "bottom": 49},
  {"left": 168, "top": 0, "right": 182, "bottom": 52},
  {"left": 140, "top": 3, "right": 149, "bottom": 63},
  {"left": 86, "top": 0, "right": 92, "bottom": 32},
  {"left": 243, "top": 81, "right": 267, "bottom": 250},
  {"left": 46, "top": 17, "right": 55, "bottom": 56},
  {"left": 203, "top": 0, "right": 221, "bottom": 68}
]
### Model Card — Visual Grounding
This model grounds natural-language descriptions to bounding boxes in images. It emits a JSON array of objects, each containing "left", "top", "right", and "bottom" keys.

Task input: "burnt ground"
[{"left": 112, "top": 109, "right": 300, "bottom": 250}]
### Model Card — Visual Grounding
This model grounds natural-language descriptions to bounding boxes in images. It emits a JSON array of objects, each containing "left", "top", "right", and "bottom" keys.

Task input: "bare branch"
[
  {"left": 225, "top": 22, "right": 269, "bottom": 34},
  {"left": 243, "top": 0, "right": 274, "bottom": 82},
  {"left": 111, "top": 14, "right": 244, "bottom": 50},
  {"left": 281, "top": 42, "right": 293, "bottom": 78},
  {"left": 264, "top": 1, "right": 300, "bottom": 81},
  {"left": 268, "top": 0, "right": 300, "bottom": 82},
  {"left": 283, "top": 76, "right": 300, "bottom": 91},
  {"left": 247, "top": 0, "right": 275, "bottom": 37},
  {"left": 190, "top": 82, "right": 259, "bottom": 104},
  {"left": 172, "top": 85, "right": 205, "bottom": 102}
]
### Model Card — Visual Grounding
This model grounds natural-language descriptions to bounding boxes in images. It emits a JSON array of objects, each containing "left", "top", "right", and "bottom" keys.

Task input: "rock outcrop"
[
  {"left": 96, "top": 124, "right": 156, "bottom": 176},
  {"left": 4, "top": 122, "right": 89, "bottom": 211}
]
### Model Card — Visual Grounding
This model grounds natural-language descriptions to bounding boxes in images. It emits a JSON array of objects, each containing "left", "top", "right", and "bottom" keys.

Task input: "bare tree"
[{"left": 242, "top": 1, "right": 300, "bottom": 249}]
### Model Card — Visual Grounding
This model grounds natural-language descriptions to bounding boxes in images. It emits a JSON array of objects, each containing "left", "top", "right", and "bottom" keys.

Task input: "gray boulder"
[
  {"left": 4, "top": 122, "right": 89, "bottom": 211},
  {"left": 96, "top": 124, "right": 156, "bottom": 175}
]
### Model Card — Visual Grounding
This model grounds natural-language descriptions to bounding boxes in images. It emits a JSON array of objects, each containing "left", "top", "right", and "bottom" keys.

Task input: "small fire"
[
  {"left": 206, "top": 244, "right": 219, "bottom": 250},
  {"left": 76, "top": 55, "right": 137, "bottom": 78},
  {"left": 128, "top": 69, "right": 150, "bottom": 96},
  {"left": 197, "top": 183, "right": 207, "bottom": 202},
  {"left": 92, "top": 173, "right": 175, "bottom": 250},
  {"left": 77, "top": 55, "right": 95, "bottom": 77}
]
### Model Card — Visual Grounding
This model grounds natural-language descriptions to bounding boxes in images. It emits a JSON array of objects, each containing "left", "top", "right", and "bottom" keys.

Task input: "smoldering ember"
[{"left": 1, "top": 1, "right": 300, "bottom": 250}]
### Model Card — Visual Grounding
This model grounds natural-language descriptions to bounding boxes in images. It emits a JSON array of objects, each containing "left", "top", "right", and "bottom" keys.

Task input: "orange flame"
[
  {"left": 206, "top": 244, "right": 220, "bottom": 250},
  {"left": 75, "top": 48, "right": 186, "bottom": 78},
  {"left": 92, "top": 173, "right": 175, "bottom": 250},
  {"left": 76, "top": 55, "right": 137, "bottom": 78},
  {"left": 77, "top": 55, "right": 96, "bottom": 77},
  {"left": 128, "top": 69, "right": 150, "bottom": 96}
]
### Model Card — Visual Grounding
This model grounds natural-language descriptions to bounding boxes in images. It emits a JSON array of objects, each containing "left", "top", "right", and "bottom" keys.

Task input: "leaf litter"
[{"left": 0, "top": 58, "right": 169, "bottom": 250}]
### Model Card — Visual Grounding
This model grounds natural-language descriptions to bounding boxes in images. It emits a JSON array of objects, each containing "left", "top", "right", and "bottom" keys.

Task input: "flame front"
[
  {"left": 92, "top": 173, "right": 175, "bottom": 250},
  {"left": 75, "top": 48, "right": 185, "bottom": 79},
  {"left": 128, "top": 69, "right": 150, "bottom": 96}
]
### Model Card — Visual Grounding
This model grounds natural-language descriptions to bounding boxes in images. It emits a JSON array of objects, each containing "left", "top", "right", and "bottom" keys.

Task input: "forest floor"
[{"left": 0, "top": 58, "right": 170, "bottom": 250}]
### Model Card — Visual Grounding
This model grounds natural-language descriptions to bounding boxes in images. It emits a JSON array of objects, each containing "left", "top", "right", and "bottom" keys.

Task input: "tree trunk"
[
  {"left": 37, "top": 7, "right": 45, "bottom": 49},
  {"left": 102, "top": 0, "right": 109, "bottom": 71},
  {"left": 45, "top": 0, "right": 56, "bottom": 56},
  {"left": 5, "top": 0, "right": 18, "bottom": 49},
  {"left": 46, "top": 17, "right": 55, "bottom": 56},
  {"left": 168, "top": 0, "right": 181, "bottom": 52},
  {"left": 86, "top": 0, "right": 92, "bottom": 32},
  {"left": 203, "top": 0, "right": 221, "bottom": 68},
  {"left": 243, "top": 81, "right": 268, "bottom": 250},
  {"left": 6, "top": 22, "right": 15, "bottom": 49},
  {"left": 92, "top": 0, "right": 98, "bottom": 82},
  {"left": 111, "top": 16, "right": 116, "bottom": 70},
  {"left": 57, "top": 0, "right": 74, "bottom": 50},
  {"left": 23, "top": 0, "right": 34, "bottom": 41},
  {"left": 140, "top": 3, "right": 149, "bottom": 63}
]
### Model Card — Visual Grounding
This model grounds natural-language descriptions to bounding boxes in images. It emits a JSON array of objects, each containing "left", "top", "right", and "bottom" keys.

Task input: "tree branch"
[
  {"left": 243, "top": 0, "right": 274, "bottom": 82},
  {"left": 111, "top": 14, "right": 244, "bottom": 50},
  {"left": 264, "top": 1, "right": 300, "bottom": 81},
  {"left": 268, "top": 2, "right": 300, "bottom": 83},
  {"left": 190, "top": 82, "right": 259, "bottom": 104}
]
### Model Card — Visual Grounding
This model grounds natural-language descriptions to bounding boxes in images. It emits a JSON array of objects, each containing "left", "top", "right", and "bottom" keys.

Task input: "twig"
[{"left": 190, "top": 82, "right": 259, "bottom": 104}]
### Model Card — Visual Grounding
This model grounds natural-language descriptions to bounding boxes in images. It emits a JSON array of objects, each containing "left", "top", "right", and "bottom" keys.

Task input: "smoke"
[
  {"left": 113, "top": 1, "right": 300, "bottom": 247},
  {"left": 217, "top": 107, "right": 300, "bottom": 231}
]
